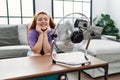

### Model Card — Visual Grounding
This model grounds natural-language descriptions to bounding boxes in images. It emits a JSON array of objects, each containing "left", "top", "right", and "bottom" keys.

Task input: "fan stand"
[
  {"left": 85, "top": 38, "right": 91, "bottom": 60},
  {"left": 52, "top": 39, "right": 91, "bottom": 66},
  {"left": 51, "top": 38, "right": 91, "bottom": 65},
  {"left": 51, "top": 39, "right": 57, "bottom": 64}
]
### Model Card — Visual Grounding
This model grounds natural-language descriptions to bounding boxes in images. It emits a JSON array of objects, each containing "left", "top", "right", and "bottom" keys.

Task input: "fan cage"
[{"left": 52, "top": 12, "right": 91, "bottom": 53}]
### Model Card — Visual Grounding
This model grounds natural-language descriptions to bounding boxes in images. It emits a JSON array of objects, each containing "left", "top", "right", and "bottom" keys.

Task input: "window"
[
  {"left": 0, "top": 0, "right": 35, "bottom": 24},
  {"left": 52, "top": 0, "right": 92, "bottom": 24}
]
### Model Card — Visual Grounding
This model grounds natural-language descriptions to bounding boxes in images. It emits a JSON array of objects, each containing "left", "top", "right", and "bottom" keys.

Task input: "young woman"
[
  {"left": 27, "top": 11, "right": 67, "bottom": 80},
  {"left": 27, "top": 11, "right": 55, "bottom": 56}
]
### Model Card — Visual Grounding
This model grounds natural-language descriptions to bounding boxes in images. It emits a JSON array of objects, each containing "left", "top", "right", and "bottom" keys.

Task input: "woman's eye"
[
  {"left": 44, "top": 18, "right": 48, "bottom": 21},
  {"left": 38, "top": 18, "right": 42, "bottom": 21},
  {"left": 37, "top": 17, "right": 49, "bottom": 21}
]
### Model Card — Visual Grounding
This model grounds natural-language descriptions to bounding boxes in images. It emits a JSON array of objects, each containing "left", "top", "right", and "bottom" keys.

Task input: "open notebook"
[{"left": 52, "top": 52, "right": 91, "bottom": 67}]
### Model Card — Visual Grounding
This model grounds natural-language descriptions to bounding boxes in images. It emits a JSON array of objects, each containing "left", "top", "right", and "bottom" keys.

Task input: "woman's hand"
[
  {"left": 36, "top": 26, "right": 43, "bottom": 34},
  {"left": 44, "top": 27, "right": 51, "bottom": 33}
]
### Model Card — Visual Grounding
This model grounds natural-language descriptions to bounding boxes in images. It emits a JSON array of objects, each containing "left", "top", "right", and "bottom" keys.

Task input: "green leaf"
[{"left": 93, "top": 13, "right": 119, "bottom": 38}]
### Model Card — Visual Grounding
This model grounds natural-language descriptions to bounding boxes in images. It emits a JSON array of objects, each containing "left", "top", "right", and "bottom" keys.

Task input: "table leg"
[
  {"left": 78, "top": 71, "right": 81, "bottom": 80},
  {"left": 102, "top": 64, "right": 108, "bottom": 80}
]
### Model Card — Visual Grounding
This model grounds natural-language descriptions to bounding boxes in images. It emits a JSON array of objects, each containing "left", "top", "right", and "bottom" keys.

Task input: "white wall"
[
  {"left": 35, "top": 0, "right": 52, "bottom": 16},
  {"left": 92, "top": 0, "right": 108, "bottom": 18},
  {"left": 92, "top": 0, "right": 120, "bottom": 30},
  {"left": 108, "top": 0, "right": 120, "bottom": 29}
]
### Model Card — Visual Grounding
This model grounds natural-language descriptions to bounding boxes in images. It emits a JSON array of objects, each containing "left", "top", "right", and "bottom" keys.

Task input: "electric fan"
[{"left": 51, "top": 12, "right": 92, "bottom": 65}]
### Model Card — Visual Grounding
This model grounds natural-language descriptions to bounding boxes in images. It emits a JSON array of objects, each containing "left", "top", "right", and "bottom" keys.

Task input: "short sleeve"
[
  {"left": 48, "top": 29, "right": 55, "bottom": 46},
  {"left": 28, "top": 29, "right": 39, "bottom": 48}
]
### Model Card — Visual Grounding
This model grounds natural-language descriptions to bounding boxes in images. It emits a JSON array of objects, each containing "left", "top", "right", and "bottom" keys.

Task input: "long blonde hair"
[{"left": 28, "top": 11, "right": 56, "bottom": 31}]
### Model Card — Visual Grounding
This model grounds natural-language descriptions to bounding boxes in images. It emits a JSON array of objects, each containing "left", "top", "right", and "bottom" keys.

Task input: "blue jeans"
[
  {"left": 25, "top": 74, "right": 60, "bottom": 80},
  {"left": 27, "top": 49, "right": 33, "bottom": 56}
]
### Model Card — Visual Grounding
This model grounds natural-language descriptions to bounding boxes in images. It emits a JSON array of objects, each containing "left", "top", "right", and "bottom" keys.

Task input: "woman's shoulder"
[
  {"left": 48, "top": 28, "right": 54, "bottom": 36},
  {"left": 51, "top": 28, "right": 55, "bottom": 32},
  {"left": 28, "top": 29, "right": 37, "bottom": 34},
  {"left": 50, "top": 28, "right": 55, "bottom": 33}
]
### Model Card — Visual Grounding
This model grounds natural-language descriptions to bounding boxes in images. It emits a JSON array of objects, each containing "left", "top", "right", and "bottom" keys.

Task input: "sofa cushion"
[
  {"left": 0, "top": 25, "right": 20, "bottom": 46},
  {"left": 80, "top": 39, "right": 120, "bottom": 55},
  {"left": 18, "top": 24, "right": 29, "bottom": 45},
  {"left": 0, "top": 45, "right": 30, "bottom": 59}
]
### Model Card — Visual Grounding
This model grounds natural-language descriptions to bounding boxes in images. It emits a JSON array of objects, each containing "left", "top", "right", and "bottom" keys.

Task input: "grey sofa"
[
  {"left": 0, "top": 24, "right": 30, "bottom": 59},
  {"left": 79, "top": 38, "right": 120, "bottom": 78}
]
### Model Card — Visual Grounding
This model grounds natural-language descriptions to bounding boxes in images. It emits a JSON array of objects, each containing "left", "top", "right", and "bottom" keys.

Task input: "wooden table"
[{"left": 0, "top": 52, "right": 108, "bottom": 80}]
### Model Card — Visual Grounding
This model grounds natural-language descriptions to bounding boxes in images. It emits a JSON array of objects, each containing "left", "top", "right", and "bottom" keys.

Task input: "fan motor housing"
[{"left": 71, "top": 30, "right": 84, "bottom": 43}]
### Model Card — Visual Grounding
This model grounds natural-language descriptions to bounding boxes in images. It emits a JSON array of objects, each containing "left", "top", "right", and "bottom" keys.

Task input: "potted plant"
[{"left": 93, "top": 14, "right": 120, "bottom": 39}]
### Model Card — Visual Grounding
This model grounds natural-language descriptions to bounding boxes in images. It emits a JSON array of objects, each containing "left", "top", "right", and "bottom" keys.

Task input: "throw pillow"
[
  {"left": 18, "top": 24, "right": 29, "bottom": 45},
  {"left": 0, "top": 25, "right": 20, "bottom": 46}
]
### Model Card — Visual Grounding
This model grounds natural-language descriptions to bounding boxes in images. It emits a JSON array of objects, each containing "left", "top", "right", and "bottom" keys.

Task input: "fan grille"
[{"left": 52, "top": 12, "right": 91, "bottom": 53}]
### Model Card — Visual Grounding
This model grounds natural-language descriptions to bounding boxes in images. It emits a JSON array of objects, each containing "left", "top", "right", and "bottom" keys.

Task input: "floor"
[{"left": 67, "top": 71, "right": 120, "bottom": 80}]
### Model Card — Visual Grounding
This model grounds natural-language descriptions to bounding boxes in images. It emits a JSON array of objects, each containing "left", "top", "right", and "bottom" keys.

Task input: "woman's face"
[{"left": 36, "top": 14, "right": 49, "bottom": 30}]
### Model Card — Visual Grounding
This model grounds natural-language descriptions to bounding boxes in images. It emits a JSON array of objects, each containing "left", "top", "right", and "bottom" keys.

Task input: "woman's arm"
[
  {"left": 31, "top": 34, "right": 43, "bottom": 54},
  {"left": 31, "top": 26, "right": 44, "bottom": 54},
  {"left": 43, "top": 27, "right": 51, "bottom": 55},
  {"left": 43, "top": 33, "right": 51, "bottom": 55}
]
